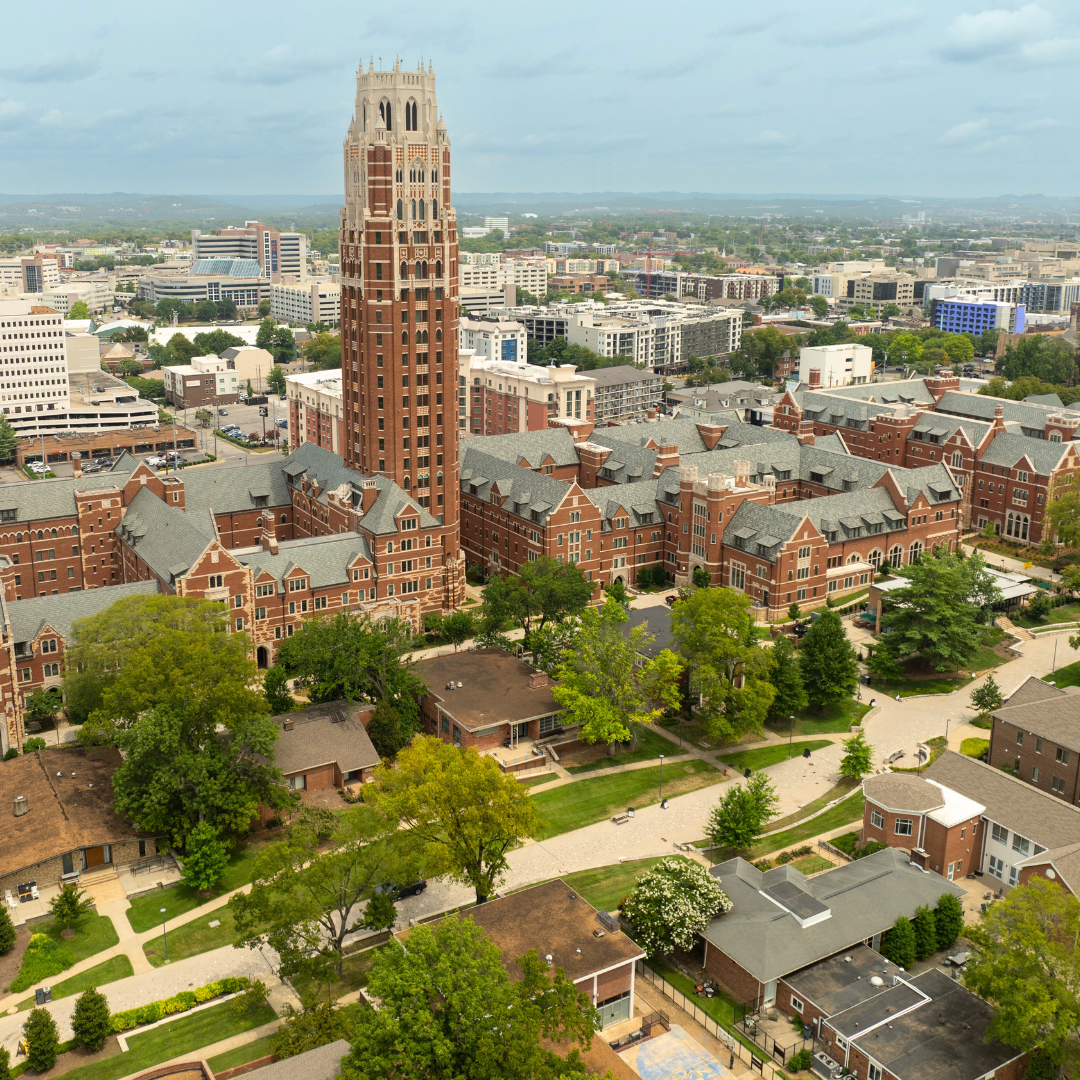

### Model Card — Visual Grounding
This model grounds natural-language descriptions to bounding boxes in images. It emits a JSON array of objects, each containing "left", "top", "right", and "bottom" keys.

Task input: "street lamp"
[
  {"left": 788, "top": 715, "right": 795, "bottom": 758},
  {"left": 160, "top": 907, "right": 169, "bottom": 963},
  {"left": 658, "top": 754, "right": 665, "bottom": 808}
]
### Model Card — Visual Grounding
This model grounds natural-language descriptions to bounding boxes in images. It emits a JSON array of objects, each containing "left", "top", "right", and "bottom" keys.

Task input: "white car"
[
  {"left": 28, "top": 462, "right": 47, "bottom": 474},
  {"left": 146, "top": 455, "right": 166, "bottom": 467}
]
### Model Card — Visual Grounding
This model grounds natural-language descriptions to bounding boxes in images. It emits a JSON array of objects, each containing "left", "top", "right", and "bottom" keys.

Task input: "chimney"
[
  {"left": 529, "top": 672, "right": 549, "bottom": 688},
  {"left": 733, "top": 459, "right": 751, "bottom": 488},
  {"left": 652, "top": 442, "right": 681, "bottom": 478},
  {"left": 13, "top": 795, "right": 28, "bottom": 817},
  {"left": 71, "top": 452, "right": 82, "bottom": 479},
  {"left": 361, "top": 477, "right": 378, "bottom": 513},
  {"left": 283, "top": 718, "right": 294, "bottom": 731}
]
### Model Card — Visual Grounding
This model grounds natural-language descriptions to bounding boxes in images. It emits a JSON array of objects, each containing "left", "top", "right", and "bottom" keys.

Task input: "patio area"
[
  {"left": 737, "top": 1009, "right": 813, "bottom": 1066},
  {"left": 486, "top": 738, "right": 548, "bottom": 774},
  {"left": 620, "top": 1024, "right": 734, "bottom": 1080}
]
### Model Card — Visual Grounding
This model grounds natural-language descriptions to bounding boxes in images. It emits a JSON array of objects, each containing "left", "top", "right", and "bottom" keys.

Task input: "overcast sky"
[{"left": 0, "top": 0, "right": 1076, "bottom": 199}]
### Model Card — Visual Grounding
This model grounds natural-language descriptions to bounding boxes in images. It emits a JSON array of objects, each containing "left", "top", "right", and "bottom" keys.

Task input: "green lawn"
[
  {"left": 764, "top": 778, "right": 860, "bottom": 833},
  {"left": 521, "top": 773, "right": 560, "bottom": 788},
  {"left": 531, "top": 759, "right": 722, "bottom": 840},
  {"left": 207, "top": 1034, "right": 277, "bottom": 1074},
  {"left": 961, "top": 738, "right": 990, "bottom": 758},
  {"left": 766, "top": 699, "right": 870, "bottom": 737},
  {"left": 9, "top": 913, "right": 120, "bottom": 992},
  {"left": 703, "top": 790, "right": 865, "bottom": 863},
  {"left": 566, "top": 727, "right": 689, "bottom": 774},
  {"left": 719, "top": 740, "right": 832, "bottom": 772},
  {"left": 127, "top": 841, "right": 264, "bottom": 932},
  {"left": 891, "top": 736, "right": 948, "bottom": 774},
  {"left": 788, "top": 855, "right": 832, "bottom": 875},
  {"left": 868, "top": 641, "right": 1012, "bottom": 699},
  {"left": 143, "top": 907, "right": 243, "bottom": 967},
  {"left": 47, "top": 999, "right": 277, "bottom": 1080},
  {"left": 1012, "top": 603, "right": 1080, "bottom": 629},
  {"left": 17, "top": 956, "right": 133, "bottom": 1010},
  {"left": 1045, "top": 661, "right": 1080, "bottom": 689},
  {"left": 560, "top": 856, "right": 693, "bottom": 913},
  {"left": 292, "top": 949, "right": 380, "bottom": 1007}
]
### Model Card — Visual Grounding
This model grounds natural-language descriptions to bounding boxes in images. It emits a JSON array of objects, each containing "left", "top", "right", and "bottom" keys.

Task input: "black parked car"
[{"left": 374, "top": 878, "right": 427, "bottom": 900}]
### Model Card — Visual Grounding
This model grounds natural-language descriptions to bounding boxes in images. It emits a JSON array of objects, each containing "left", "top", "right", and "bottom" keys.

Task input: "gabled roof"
[
  {"left": 936, "top": 389, "right": 1080, "bottom": 429},
  {"left": 183, "top": 459, "right": 292, "bottom": 517},
  {"left": 461, "top": 447, "right": 571, "bottom": 525},
  {"left": 992, "top": 690, "right": 1080, "bottom": 754},
  {"left": 808, "top": 378, "right": 937, "bottom": 407},
  {"left": 976, "top": 431, "right": 1070, "bottom": 475},
  {"left": 0, "top": 463, "right": 137, "bottom": 524},
  {"left": 240, "top": 533, "right": 371, "bottom": 591},
  {"left": 584, "top": 479, "right": 663, "bottom": 524},
  {"left": 115, "top": 485, "right": 214, "bottom": 583},
  {"left": 702, "top": 848, "right": 964, "bottom": 984},
  {"left": 1003, "top": 674, "right": 1067, "bottom": 708},
  {"left": 270, "top": 701, "right": 379, "bottom": 776},
  {"left": 924, "top": 751, "right": 1080, "bottom": 852},
  {"left": 461, "top": 427, "right": 581, "bottom": 469},
  {"left": 3, "top": 579, "right": 161, "bottom": 645}
]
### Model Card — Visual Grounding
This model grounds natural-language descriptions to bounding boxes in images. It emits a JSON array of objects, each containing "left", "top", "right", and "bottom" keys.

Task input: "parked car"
[
  {"left": 277, "top": 418, "right": 288, "bottom": 428},
  {"left": 162, "top": 450, "right": 181, "bottom": 462},
  {"left": 146, "top": 455, "right": 166, "bottom": 467},
  {"left": 28, "top": 461, "right": 47, "bottom": 474},
  {"left": 218, "top": 409, "right": 229, "bottom": 416},
  {"left": 373, "top": 878, "right": 427, "bottom": 901}
]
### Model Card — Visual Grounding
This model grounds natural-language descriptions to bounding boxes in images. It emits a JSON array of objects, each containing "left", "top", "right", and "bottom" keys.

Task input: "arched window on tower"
[
  {"left": 420, "top": 261, "right": 428, "bottom": 279},
  {"left": 400, "top": 261, "right": 407, "bottom": 279},
  {"left": 432, "top": 167, "right": 438, "bottom": 182},
  {"left": 379, "top": 100, "right": 391, "bottom": 130},
  {"left": 435, "top": 260, "right": 442, "bottom": 279},
  {"left": 406, "top": 99, "right": 416, "bottom": 131},
  {"left": 435, "top": 328, "right": 442, "bottom": 343},
  {"left": 410, "top": 100, "right": 418, "bottom": 130},
  {"left": 402, "top": 330, "right": 409, "bottom": 345},
  {"left": 411, "top": 199, "right": 416, "bottom": 218},
  {"left": 396, "top": 200, "right": 403, "bottom": 220},
  {"left": 418, "top": 199, "right": 425, "bottom": 220},
  {"left": 432, "top": 199, "right": 438, "bottom": 219}
]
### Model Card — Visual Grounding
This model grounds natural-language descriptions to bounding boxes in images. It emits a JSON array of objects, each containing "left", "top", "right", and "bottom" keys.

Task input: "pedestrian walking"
[{"left": 895, "top": 693, "right": 901, "bottom": 702}]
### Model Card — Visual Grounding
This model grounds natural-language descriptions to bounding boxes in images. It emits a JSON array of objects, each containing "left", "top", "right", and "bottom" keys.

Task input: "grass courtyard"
[
  {"left": 565, "top": 726, "right": 688, "bottom": 774},
  {"left": 719, "top": 739, "right": 832, "bottom": 772},
  {"left": 530, "top": 759, "right": 722, "bottom": 840}
]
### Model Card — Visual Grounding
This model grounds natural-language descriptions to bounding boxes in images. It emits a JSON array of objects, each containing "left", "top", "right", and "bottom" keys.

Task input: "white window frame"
[
  {"left": 870, "top": 809, "right": 884, "bottom": 830},
  {"left": 894, "top": 818, "right": 913, "bottom": 837}
]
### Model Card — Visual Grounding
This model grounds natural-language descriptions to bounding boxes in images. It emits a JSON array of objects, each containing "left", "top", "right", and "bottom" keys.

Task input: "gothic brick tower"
[{"left": 340, "top": 58, "right": 463, "bottom": 608}]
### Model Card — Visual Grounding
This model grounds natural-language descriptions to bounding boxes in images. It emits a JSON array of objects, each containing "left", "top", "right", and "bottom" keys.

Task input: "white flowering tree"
[{"left": 619, "top": 857, "right": 732, "bottom": 957}]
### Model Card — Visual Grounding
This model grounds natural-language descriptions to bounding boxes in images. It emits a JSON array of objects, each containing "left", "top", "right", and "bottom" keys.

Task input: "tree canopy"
[
  {"left": 67, "top": 594, "right": 267, "bottom": 738},
  {"left": 552, "top": 597, "right": 682, "bottom": 745},
  {"left": 68, "top": 301, "right": 90, "bottom": 321},
  {"left": 275, "top": 613, "right": 426, "bottom": 728},
  {"left": 871, "top": 549, "right": 1001, "bottom": 674},
  {"left": 670, "top": 587, "right": 776, "bottom": 742},
  {"left": 705, "top": 772, "right": 779, "bottom": 850},
  {"left": 192, "top": 329, "right": 246, "bottom": 356},
  {"left": 301, "top": 332, "right": 342, "bottom": 370},
  {"left": 112, "top": 704, "right": 285, "bottom": 845},
  {"left": 341, "top": 915, "right": 599, "bottom": 1080},
  {"left": 481, "top": 556, "right": 593, "bottom": 642},
  {"left": 799, "top": 609, "right": 860, "bottom": 709},
  {"left": 999, "top": 335, "right": 1078, "bottom": 385},
  {"left": 364, "top": 736, "right": 537, "bottom": 903}
]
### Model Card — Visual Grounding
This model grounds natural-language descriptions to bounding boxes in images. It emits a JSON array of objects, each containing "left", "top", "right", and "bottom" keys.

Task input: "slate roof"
[
  {"left": 461, "top": 447, "right": 571, "bottom": 525},
  {"left": 910, "top": 412, "right": 991, "bottom": 447},
  {"left": 1017, "top": 840, "right": 1080, "bottom": 893},
  {"left": 461, "top": 427, "right": 581, "bottom": 469},
  {"left": 807, "top": 379, "right": 938, "bottom": 407},
  {"left": 115, "top": 485, "right": 214, "bottom": 584},
  {"left": 597, "top": 418, "right": 710, "bottom": 455},
  {"left": 863, "top": 773, "right": 946, "bottom": 813},
  {"left": 975, "top": 431, "right": 1070, "bottom": 476},
  {"left": 3, "top": 579, "right": 161, "bottom": 645},
  {"left": 702, "top": 848, "right": 964, "bottom": 984},
  {"left": 242, "top": 1040, "right": 350, "bottom": 1080},
  {"left": 935, "top": 389, "right": 1080, "bottom": 429},
  {"left": 584, "top": 479, "right": 663, "bottom": 525},
  {"left": 0, "top": 464, "right": 137, "bottom": 524},
  {"left": 1026, "top": 393, "right": 1065, "bottom": 407},
  {"left": 182, "top": 459, "right": 292, "bottom": 517},
  {"left": 623, "top": 605, "right": 674, "bottom": 658},
  {"left": 924, "top": 751, "right": 1080, "bottom": 851},
  {"left": 992, "top": 691, "right": 1080, "bottom": 753},
  {"left": 240, "top": 532, "right": 371, "bottom": 592}
]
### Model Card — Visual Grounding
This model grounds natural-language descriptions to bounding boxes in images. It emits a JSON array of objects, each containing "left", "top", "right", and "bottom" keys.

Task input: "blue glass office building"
[{"left": 930, "top": 298, "right": 1024, "bottom": 335}]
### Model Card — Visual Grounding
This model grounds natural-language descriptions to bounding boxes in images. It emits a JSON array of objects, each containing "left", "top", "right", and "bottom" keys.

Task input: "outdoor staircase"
[
  {"left": 997, "top": 616, "right": 1032, "bottom": 642},
  {"left": 79, "top": 866, "right": 120, "bottom": 888}
]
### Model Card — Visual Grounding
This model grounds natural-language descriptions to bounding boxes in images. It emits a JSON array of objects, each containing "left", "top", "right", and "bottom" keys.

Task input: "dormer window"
[{"left": 253, "top": 495, "right": 267, "bottom": 507}]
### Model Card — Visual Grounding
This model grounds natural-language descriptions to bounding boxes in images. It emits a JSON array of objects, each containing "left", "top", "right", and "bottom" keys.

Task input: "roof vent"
[
  {"left": 870, "top": 976, "right": 884, "bottom": 987},
  {"left": 457, "top": 681, "right": 463, "bottom": 688},
  {"left": 592, "top": 929, "right": 605, "bottom": 938},
  {"left": 57, "top": 772, "right": 63, "bottom": 778},
  {"left": 938, "top": 1016, "right": 946, "bottom": 1026},
  {"left": 71, "top": 773, "right": 76, "bottom": 779},
  {"left": 844, "top": 956, "right": 852, "bottom": 963},
  {"left": 13, "top": 796, "right": 28, "bottom": 817},
  {"left": 545, "top": 953, "right": 553, "bottom": 967},
  {"left": 576, "top": 947, "right": 582, "bottom": 955}
]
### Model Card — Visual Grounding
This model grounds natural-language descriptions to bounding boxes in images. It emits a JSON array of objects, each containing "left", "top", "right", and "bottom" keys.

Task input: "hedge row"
[{"left": 110, "top": 976, "right": 251, "bottom": 1033}]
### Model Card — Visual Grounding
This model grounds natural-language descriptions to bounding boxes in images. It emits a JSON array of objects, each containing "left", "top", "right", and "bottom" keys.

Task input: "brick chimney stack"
[{"left": 71, "top": 453, "right": 82, "bottom": 479}]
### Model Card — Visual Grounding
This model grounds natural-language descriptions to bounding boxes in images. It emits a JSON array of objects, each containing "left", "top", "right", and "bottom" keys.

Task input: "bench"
[{"left": 611, "top": 812, "right": 631, "bottom": 825}]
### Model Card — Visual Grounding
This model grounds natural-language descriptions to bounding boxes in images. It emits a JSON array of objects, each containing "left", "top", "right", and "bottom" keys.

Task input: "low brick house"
[
  {"left": 271, "top": 700, "right": 379, "bottom": 793},
  {"left": 0, "top": 746, "right": 166, "bottom": 897},
  {"left": 407, "top": 879, "right": 645, "bottom": 1028},
  {"left": 700, "top": 849, "right": 964, "bottom": 1011},
  {"left": 414, "top": 648, "right": 568, "bottom": 754}
]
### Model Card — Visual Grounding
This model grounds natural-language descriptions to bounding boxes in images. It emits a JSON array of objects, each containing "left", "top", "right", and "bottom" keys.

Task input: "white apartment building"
[
  {"left": 191, "top": 223, "right": 307, "bottom": 283},
  {"left": 483, "top": 216, "right": 510, "bottom": 233},
  {"left": 286, "top": 368, "right": 344, "bottom": 455},
  {"left": 459, "top": 253, "right": 502, "bottom": 266},
  {"left": 459, "top": 317, "right": 528, "bottom": 365},
  {"left": 795, "top": 343, "right": 873, "bottom": 387},
  {"left": 40, "top": 279, "right": 115, "bottom": 314},
  {"left": 458, "top": 349, "right": 595, "bottom": 435},
  {"left": 459, "top": 259, "right": 547, "bottom": 298},
  {"left": 270, "top": 280, "right": 341, "bottom": 326},
  {"left": 0, "top": 299, "right": 70, "bottom": 428}
]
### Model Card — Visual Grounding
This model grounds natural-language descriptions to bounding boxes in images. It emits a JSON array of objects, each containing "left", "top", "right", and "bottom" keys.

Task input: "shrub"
[
  {"left": 10, "top": 933, "right": 76, "bottom": 992},
  {"left": 110, "top": 976, "right": 250, "bottom": 1032},
  {"left": 23, "top": 737, "right": 47, "bottom": 753},
  {"left": 24, "top": 1007, "right": 60, "bottom": 1072},
  {"left": 0, "top": 1044, "right": 10, "bottom": 1080},
  {"left": 0, "top": 906, "right": 15, "bottom": 954},
  {"left": 3, "top": 747, "right": 18, "bottom": 761},
  {"left": 880, "top": 915, "right": 917, "bottom": 967},
  {"left": 71, "top": 988, "right": 112, "bottom": 1051},
  {"left": 788, "top": 1048, "right": 813, "bottom": 1072},
  {"left": 852, "top": 840, "right": 887, "bottom": 860},
  {"left": 935, "top": 893, "right": 965, "bottom": 950},
  {"left": 913, "top": 905, "right": 938, "bottom": 959}
]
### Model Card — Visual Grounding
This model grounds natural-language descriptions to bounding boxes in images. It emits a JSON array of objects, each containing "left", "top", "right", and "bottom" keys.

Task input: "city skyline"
[{"left": 0, "top": 0, "right": 1076, "bottom": 198}]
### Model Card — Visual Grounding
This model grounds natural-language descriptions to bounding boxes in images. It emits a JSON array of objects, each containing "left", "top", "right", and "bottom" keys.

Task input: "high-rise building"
[
  {"left": 191, "top": 222, "right": 307, "bottom": 283},
  {"left": 339, "top": 59, "right": 463, "bottom": 606}
]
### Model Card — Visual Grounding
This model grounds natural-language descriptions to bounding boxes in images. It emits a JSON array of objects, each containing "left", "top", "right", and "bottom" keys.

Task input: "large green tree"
[
  {"left": 192, "top": 329, "right": 246, "bottom": 356},
  {"left": 112, "top": 705, "right": 286, "bottom": 845},
  {"left": 480, "top": 556, "right": 593, "bottom": 643},
  {"left": 275, "top": 614, "right": 425, "bottom": 729},
  {"left": 766, "top": 635, "right": 807, "bottom": 720},
  {"left": 70, "top": 988, "right": 112, "bottom": 1052},
  {"left": 0, "top": 413, "right": 17, "bottom": 464},
  {"left": 799, "top": 610, "right": 859, "bottom": 709},
  {"left": 231, "top": 806, "right": 402, "bottom": 993},
  {"left": 68, "top": 595, "right": 266, "bottom": 738},
  {"left": 302, "top": 332, "right": 342, "bottom": 370},
  {"left": 705, "top": 772, "right": 779, "bottom": 850},
  {"left": 365, "top": 736, "right": 538, "bottom": 904},
  {"left": 68, "top": 301, "right": 90, "bottom": 321},
  {"left": 871, "top": 549, "right": 1001, "bottom": 675},
  {"left": 1001, "top": 335, "right": 1078, "bottom": 384},
  {"left": 552, "top": 597, "right": 682, "bottom": 746},
  {"left": 965, "top": 877, "right": 1080, "bottom": 1067},
  {"left": 670, "top": 587, "right": 776, "bottom": 742},
  {"left": 341, "top": 916, "right": 599, "bottom": 1080}
]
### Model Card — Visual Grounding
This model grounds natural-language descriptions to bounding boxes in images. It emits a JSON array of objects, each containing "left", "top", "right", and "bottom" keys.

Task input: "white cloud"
[
  {"left": 749, "top": 130, "right": 793, "bottom": 147},
  {"left": 1020, "top": 37, "right": 1079, "bottom": 64},
  {"left": 1016, "top": 117, "right": 1064, "bottom": 132},
  {"left": 0, "top": 56, "right": 100, "bottom": 82},
  {"left": 940, "top": 4, "right": 1054, "bottom": 60},
  {"left": 38, "top": 109, "right": 64, "bottom": 128},
  {"left": 938, "top": 119, "right": 989, "bottom": 144}
]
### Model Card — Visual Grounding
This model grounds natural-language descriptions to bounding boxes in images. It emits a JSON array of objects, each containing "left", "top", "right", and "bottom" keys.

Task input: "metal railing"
[
  {"left": 128, "top": 855, "right": 169, "bottom": 876},
  {"left": 737, "top": 1011, "right": 817, "bottom": 1066},
  {"left": 634, "top": 961, "right": 787, "bottom": 1079},
  {"left": 817, "top": 838, "right": 853, "bottom": 862}
]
